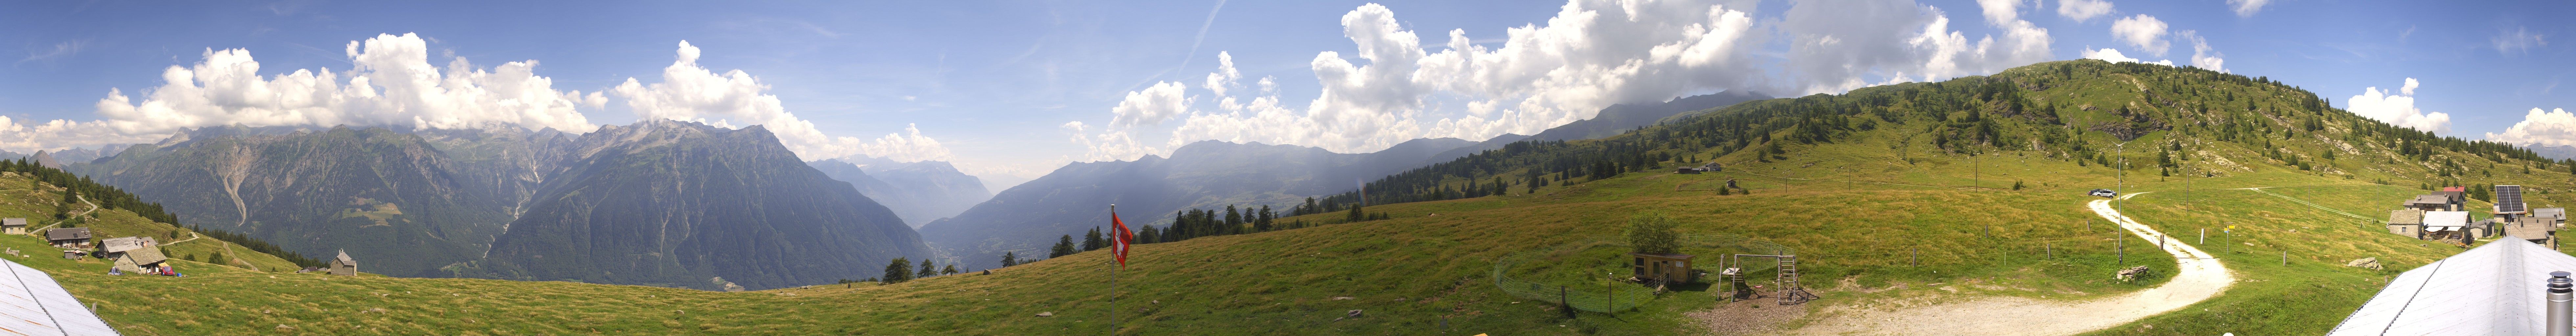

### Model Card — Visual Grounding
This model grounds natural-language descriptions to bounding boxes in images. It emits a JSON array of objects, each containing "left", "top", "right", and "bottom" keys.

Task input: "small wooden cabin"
[
  {"left": 2387, "top": 209, "right": 2426, "bottom": 238},
  {"left": 100, "top": 236, "right": 167, "bottom": 274},
  {"left": 1629, "top": 252, "right": 1696, "bottom": 283},
  {"left": 1, "top": 218, "right": 25, "bottom": 235},
  {"left": 328, "top": 249, "right": 357, "bottom": 276},
  {"left": 2507, "top": 217, "right": 2558, "bottom": 247},
  {"left": 2536, "top": 208, "right": 2567, "bottom": 228}
]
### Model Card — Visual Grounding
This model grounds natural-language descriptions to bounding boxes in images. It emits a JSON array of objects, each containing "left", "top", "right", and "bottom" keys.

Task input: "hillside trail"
[
  {"left": 159, "top": 232, "right": 201, "bottom": 245},
  {"left": 1727, "top": 170, "right": 1980, "bottom": 191},
  {"left": 1776, "top": 192, "right": 2236, "bottom": 336},
  {"left": 22, "top": 195, "right": 100, "bottom": 236},
  {"left": 2232, "top": 186, "right": 2373, "bottom": 220}
]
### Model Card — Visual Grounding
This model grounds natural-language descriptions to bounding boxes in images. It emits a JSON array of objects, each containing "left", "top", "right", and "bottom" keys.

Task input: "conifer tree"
[
  {"left": 1081, "top": 227, "right": 1104, "bottom": 251},
  {"left": 1050, "top": 235, "right": 1077, "bottom": 258},
  {"left": 1225, "top": 205, "right": 1243, "bottom": 235},
  {"left": 1254, "top": 205, "right": 1275, "bottom": 232},
  {"left": 881, "top": 258, "right": 912, "bottom": 284},
  {"left": 1000, "top": 252, "right": 1018, "bottom": 267},
  {"left": 918, "top": 259, "right": 937, "bottom": 278}
]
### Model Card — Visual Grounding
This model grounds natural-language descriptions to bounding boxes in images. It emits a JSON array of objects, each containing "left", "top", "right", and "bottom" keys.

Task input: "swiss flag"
[{"left": 1110, "top": 211, "right": 1133, "bottom": 266}]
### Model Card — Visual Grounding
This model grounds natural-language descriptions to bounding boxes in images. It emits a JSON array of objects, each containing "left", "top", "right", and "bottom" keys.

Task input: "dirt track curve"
[{"left": 1780, "top": 192, "right": 2235, "bottom": 336}]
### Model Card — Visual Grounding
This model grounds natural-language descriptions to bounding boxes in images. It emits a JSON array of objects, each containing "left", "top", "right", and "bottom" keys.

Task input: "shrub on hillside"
[{"left": 1627, "top": 213, "right": 1680, "bottom": 255}]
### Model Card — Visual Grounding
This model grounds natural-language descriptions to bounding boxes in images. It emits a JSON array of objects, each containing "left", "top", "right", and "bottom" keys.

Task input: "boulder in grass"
[
  {"left": 2347, "top": 257, "right": 2383, "bottom": 270},
  {"left": 1035, "top": 312, "right": 1053, "bottom": 317}
]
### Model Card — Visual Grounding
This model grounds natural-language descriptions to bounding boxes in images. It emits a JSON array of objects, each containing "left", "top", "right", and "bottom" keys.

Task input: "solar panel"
[
  {"left": 0, "top": 258, "right": 118, "bottom": 336},
  {"left": 2496, "top": 185, "right": 2527, "bottom": 214}
]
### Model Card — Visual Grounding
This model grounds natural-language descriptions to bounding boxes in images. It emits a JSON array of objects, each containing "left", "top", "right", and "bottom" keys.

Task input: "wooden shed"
[
  {"left": 100, "top": 236, "right": 167, "bottom": 274},
  {"left": 1629, "top": 252, "right": 1697, "bottom": 283},
  {"left": 2387, "top": 209, "right": 2426, "bottom": 238},
  {"left": 1, "top": 218, "right": 25, "bottom": 235},
  {"left": 108, "top": 246, "right": 166, "bottom": 274},
  {"left": 328, "top": 249, "right": 357, "bottom": 276},
  {"left": 43, "top": 228, "right": 89, "bottom": 248}
]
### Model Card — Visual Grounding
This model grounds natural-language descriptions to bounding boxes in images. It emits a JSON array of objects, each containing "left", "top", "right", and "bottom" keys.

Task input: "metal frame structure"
[{"left": 1721, "top": 254, "right": 1815, "bottom": 305}]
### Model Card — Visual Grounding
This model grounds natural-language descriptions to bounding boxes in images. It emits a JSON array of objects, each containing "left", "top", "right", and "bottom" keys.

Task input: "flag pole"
[{"left": 1109, "top": 203, "right": 1117, "bottom": 336}]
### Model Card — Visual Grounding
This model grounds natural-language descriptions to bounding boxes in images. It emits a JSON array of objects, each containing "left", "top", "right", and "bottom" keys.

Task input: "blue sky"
[{"left": 0, "top": 0, "right": 2568, "bottom": 188}]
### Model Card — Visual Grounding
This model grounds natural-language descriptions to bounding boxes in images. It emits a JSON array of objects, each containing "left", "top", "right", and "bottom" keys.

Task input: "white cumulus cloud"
[
  {"left": 1077, "top": 0, "right": 1795, "bottom": 157},
  {"left": 2181, "top": 31, "right": 2225, "bottom": 73},
  {"left": 611, "top": 40, "right": 955, "bottom": 162},
  {"left": 2109, "top": 14, "right": 2170, "bottom": 56},
  {"left": 857, "top": 124, "right": 956, "bottom": 162},
  {"left": 2488, "top": 108, "right": 2576, "bottom": 147},
  {"left": 2226, "top": 0, "right": 2271, "bottom": 17},
  {"left": 1108, "top": 81, "right": 1194, "bottom": 128},
  {"left": 2346, "top": 78, "right": 2451, "bottom": 134},
  {"left": 1069, "top": 0, "right": 2072, "bottom": 158},
  {"left": 2080, "top": 48, "right": 2172, "bottom": 66},
  {"left": 2055, "top": 0, "right": 2116, "bottom": 22},
  {"left": 1061, "top": 121, "right": 1157, "bottom": 161},
  {"left": 1202, "top": 52, "right": 1241, "bottom": 97},
  {"left": 0, "top": 32, "right": 607, "bottom": 153},
  {"left": 1779, "top": 0, "right": 2053, "bottom": 94}
]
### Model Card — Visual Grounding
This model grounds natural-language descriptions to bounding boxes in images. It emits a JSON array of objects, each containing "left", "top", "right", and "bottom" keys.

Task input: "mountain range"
[
  {"left": 812, "top": 157, "right": 993, "bottom": 227},
  {"left": 1419, "top": 90, "right": 1770, "bottom": 166},
  {"left": 917, "top": 138, "right": 1471, "bottom": 269},
  {"left": 466, "top": 120, "right": 929, "bottom": 290},
  {"left": 918, "top": 90, "right": 1766, "bottom": 270},
  {"left": 65, "top": 120, "right": 930, "bottom": 290}
]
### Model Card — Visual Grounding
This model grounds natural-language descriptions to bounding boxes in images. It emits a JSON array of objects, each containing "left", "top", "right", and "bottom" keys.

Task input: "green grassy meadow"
[{"left": 7, "top": 132, "right": 2543, "bottom": 335}]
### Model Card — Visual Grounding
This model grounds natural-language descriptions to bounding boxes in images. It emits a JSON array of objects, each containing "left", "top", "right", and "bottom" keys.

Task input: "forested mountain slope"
[
  {"left": 468, "top": 120, "right": 931, "bottom": 291},
  {"left": 918, "top": 138, "right": 1474, "bottom": 270},
  {"left": 1323, "top": 59, "right": 2574, "bottom": 210},
  {"left": 71, "top": 127, "right": 517, "bottom": 277}
]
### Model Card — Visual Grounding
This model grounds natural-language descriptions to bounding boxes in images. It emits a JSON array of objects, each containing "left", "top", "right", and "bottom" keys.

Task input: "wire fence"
[{"left": 1491, "top": 234, "right": 1796, "bottom": 312}]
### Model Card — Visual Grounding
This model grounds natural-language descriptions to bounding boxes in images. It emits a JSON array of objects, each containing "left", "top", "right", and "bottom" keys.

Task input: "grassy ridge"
[
  {"left": 25, "top": 59, "right": 2576, "bottom": 335},
  {"left": 19, "top": 155, "right": 2199, "bottom": 335},
  {"left": 31, "top": 131, "right": 2523, "bottom": 336},
  {"left": 0, "top": 173, "right": 300, "bottom": 272}
]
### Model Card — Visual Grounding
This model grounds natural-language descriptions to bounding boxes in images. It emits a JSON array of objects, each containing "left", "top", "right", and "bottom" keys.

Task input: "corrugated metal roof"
[
  {"left": 2329, "top": 237, "right": 2576, "bottom": 336},
  {"left": 0, "top": 258, "right": 118, "bottom": 336},
  {"left": 2406, "top": 195, "right": 2450, "bottom": 205},
  {"left": 93, "top": 238, "right": 149, "bottom": 254},
  {"left": 39, "top": 229, "right": 83, "bottom": 242},
  {"left": 2423, "top": 211, "right": 2471, "bottom": 227}
]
